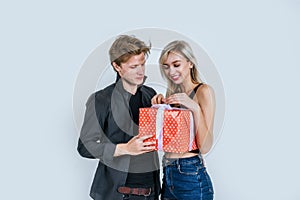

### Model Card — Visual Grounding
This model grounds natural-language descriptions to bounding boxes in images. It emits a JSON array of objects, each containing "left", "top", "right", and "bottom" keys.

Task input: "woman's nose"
[{"left": 169, "top": 66, "right": 176, "bottom": 75}]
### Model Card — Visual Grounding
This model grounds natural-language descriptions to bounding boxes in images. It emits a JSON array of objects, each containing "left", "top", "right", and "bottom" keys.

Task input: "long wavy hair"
[{"left": 159, "top": 40, "right": 202, "bottom": 97}]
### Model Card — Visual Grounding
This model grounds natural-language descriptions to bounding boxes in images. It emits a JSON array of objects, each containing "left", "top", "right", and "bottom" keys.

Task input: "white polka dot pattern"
[
  {"left": 138, "top": 108, "right": 198, "bottom": 153},
  {"left": 138, "top": 108, "right": 158, "bottom": 149}
]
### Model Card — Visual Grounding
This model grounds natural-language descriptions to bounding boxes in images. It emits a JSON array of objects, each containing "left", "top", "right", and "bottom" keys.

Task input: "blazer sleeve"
[{"left": 77, "top": 93, "right": 116, "bottom": 163}]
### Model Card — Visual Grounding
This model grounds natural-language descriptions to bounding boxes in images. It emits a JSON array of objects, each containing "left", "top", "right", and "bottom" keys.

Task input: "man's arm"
[
  {"left": 77, "top": 94, "right": 116, "bottom": 162},
  {"left": 77, "top": 93, "right": 155, "bottom": 161}
]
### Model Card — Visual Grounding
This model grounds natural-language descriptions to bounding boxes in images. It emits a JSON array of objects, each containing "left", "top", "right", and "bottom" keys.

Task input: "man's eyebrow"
[{"left": 130, "top": 60, "right": 146, "bottom": 67}]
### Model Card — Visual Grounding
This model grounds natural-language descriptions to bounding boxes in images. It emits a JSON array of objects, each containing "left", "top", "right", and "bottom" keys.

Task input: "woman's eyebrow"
[
  {"left": 172, "top": 60, "right": 181, "bottom": 64},
  {"left": 163, "top": 60, "right": 181, "bottom": 65}
]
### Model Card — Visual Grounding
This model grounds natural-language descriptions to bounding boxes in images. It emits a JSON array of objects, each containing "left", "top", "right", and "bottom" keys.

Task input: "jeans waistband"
[{"left": 162, "top": 154, "right": 204, "bottom": 166}]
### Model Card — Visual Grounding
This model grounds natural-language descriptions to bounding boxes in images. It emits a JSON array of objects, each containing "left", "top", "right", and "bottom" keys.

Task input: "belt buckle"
[{"left": 143, "top": 188, "right": 151, "bottom": 197}]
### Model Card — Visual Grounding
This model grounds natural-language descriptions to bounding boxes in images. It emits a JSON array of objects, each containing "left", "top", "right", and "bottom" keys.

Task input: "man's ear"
[{"left": 112, "top": 62, "right": 121, "bottom": 73}]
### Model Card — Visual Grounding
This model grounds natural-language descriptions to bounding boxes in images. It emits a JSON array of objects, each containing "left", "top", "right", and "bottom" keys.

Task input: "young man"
[{"left": 77, "top": 35, "right": 161, "bottom": 200}]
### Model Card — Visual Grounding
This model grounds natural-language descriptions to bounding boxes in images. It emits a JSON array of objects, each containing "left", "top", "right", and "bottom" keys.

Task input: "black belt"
[{"left": 117, "top": 186, "right": 152, "bottom": 196}]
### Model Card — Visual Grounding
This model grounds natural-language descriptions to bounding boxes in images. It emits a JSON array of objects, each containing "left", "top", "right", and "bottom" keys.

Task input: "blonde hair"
[{"left": 159, "top": 40, "right": 201, "bottom": 97}]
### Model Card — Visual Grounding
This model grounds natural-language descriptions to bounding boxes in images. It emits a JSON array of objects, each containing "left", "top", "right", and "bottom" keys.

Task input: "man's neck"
[{"left": 121, "top": 79, "right": 138, "bottom": 95}]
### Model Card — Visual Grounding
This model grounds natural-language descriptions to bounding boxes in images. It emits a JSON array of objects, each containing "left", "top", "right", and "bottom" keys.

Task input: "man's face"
[{"left": 113, "top": 53, "right": 146, "bottom": 88}]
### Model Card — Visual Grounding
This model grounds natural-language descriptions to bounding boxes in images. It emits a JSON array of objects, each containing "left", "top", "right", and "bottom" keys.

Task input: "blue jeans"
[{"left": 161, "top": 155, "right": 214, "bottom": 200}]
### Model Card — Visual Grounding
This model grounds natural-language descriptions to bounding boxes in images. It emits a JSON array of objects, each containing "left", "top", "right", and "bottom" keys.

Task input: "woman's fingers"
[{"left": 151, "top": 94, "right": 165, "bottom": 104}]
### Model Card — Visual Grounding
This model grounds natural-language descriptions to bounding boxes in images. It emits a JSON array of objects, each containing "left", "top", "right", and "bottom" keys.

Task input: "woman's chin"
[{"left": 171, "top": 79, "right": 182, "bottom": 84}]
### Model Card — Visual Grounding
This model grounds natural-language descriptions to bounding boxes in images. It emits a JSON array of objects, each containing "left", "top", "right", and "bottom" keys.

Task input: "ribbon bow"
[{"left": 151, "top": 104, "right": 195, "bottom": 151}]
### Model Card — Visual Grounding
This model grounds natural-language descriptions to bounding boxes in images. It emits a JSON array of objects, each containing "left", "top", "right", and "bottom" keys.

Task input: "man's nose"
[{"left": 137, "top": 65, "right": 145, "bottom": 74}]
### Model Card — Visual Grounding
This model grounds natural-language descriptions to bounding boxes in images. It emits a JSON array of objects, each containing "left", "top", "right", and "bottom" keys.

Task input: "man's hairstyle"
[{"left": 109, "top": 35, "right": 151, "bottom": 67}]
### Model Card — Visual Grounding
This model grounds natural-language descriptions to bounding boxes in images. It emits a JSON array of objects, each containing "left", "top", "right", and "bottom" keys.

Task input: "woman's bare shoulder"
[{"left": 195, "top": 83, "right": 215, "bottom": 104}]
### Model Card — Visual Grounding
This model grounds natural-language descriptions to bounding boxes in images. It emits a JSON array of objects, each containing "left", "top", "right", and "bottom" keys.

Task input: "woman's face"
[{"left": 161, "top": 51, "right": 192, "bottom": 85}]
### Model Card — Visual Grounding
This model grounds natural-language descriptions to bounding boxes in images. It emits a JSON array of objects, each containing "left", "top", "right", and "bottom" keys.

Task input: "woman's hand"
[
  {"left": 151, "top": 94, "right": 166, "bottom": 105},
  {"left": 165, "top": 93, "right": 199, "bottom": 111}
]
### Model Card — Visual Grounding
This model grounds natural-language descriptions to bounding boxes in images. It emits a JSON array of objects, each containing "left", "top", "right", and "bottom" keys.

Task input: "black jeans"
[{"left": 122, "top": 193, "right": 157, "bottom": 200}]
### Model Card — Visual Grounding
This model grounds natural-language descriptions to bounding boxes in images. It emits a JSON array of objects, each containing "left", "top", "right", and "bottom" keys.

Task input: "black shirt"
[{"left": 125, "top": 88, "right": 155, "bottom": 187}]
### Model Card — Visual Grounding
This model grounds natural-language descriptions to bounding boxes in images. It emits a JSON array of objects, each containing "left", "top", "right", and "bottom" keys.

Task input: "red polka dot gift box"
[{"left": 138, "top": 104, "right": 198, "bottom": 153}]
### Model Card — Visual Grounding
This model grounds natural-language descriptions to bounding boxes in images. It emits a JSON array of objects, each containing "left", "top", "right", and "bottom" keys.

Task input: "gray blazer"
[{"left": 77, "top": 78, "right": 161, "bottom": 200}]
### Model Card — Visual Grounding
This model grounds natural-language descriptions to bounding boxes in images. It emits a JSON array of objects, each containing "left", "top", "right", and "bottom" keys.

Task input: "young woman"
[{"left": 151, "top": 40, "right": 215, "bottom": 200}]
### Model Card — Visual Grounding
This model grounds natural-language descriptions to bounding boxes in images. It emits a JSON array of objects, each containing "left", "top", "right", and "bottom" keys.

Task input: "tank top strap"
[{"left": 189, "top": 83, "right": 204, "bottom": 99}]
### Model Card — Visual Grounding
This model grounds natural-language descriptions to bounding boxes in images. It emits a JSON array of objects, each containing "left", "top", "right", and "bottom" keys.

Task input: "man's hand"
[{"left": 114, "top": 135, "right": 156, "bottom": 157}]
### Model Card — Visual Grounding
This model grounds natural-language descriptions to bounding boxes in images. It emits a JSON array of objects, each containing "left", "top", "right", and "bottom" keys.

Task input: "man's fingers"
[
  {"left": 143, "top": 141, "right": 156, "bottom": 146},
  {"left": 139, "top": 135, "right": 154, "bottom": 141},
  {"left": 142, "top": 146, "right": 155, "bottom": 151},
  {"left": 131, "top": 135, "right": 140, "bottom": 141}
]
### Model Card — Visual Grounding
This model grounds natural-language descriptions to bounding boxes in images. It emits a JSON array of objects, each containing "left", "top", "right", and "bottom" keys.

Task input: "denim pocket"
[
  {"left": 200, "top": 169, "right": 214, "bottom": 194},
  {"left": 177, "top": 163, "right": 200, "bottom": 175}
]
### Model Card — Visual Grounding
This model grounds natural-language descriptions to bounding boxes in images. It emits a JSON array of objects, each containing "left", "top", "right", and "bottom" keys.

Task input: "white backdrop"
[{"left": 0, "top": 0, "right": 299, "bottom": 199}]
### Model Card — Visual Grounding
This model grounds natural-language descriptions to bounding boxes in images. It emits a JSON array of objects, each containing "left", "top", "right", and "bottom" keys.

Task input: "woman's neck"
[{"left": 179, "top": 81, "right": 198, "bottom": 94}]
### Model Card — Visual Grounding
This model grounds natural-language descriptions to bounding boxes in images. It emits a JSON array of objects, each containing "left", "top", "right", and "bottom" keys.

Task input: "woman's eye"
[
  {"left": 174, "top": 64, "right": 180, "bottom": 68},
  {"left": 162, "top": 65, "right": 169, "bottom": 69}
]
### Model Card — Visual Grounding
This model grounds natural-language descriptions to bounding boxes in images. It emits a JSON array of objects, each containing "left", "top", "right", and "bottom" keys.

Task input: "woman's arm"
[
  {"left": 191, "top": 84, "right": 215, "bottom": 154},
  {"left": 165, "top": 84, "right": 216, "bottom": 154}
]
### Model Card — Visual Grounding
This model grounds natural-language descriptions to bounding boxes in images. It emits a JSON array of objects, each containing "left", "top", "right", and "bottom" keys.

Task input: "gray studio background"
[{"left": 0, "top": 0, "right": 299, "bottom": 199}]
